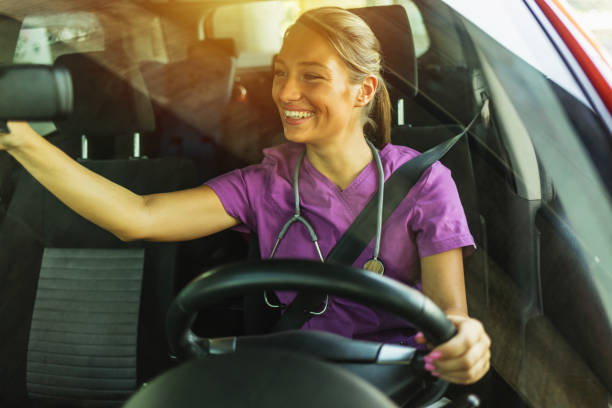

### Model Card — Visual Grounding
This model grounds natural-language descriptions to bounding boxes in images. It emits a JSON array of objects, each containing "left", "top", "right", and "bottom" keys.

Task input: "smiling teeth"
[{"left": 284, "top": 110, "right": 314, "bottom": 119}]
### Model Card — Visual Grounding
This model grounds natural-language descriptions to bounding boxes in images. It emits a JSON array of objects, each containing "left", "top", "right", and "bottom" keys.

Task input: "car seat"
[
  {"left": 349, "top": 6, "right": 485, "bottom": 247},
  {"left": 350, "top": 5, "right": 489, "bottom": 309},
  {"left": 349, "top": 5, "right": 418, "bottom": 128},
  {"left": 0, "top": 51, "right": 199, "bottom": 407}
]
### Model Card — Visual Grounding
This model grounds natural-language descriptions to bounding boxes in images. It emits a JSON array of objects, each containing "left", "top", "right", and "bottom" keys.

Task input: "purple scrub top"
[{"left": 205, "top": 142, "right": 474, "bottom": 345}]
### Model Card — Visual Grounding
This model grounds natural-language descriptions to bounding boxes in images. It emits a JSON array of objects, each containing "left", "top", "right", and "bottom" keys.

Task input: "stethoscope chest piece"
[{"left": 363, "top": 258, "right": 385, "bottom": 275}]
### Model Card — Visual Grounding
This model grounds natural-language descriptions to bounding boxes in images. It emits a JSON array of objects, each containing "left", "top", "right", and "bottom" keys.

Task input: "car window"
[
  {"left": 565, "top": 0, "right": 612, "bottom": 61},
  {"left": 0, "top": 1, "right": 610, "bottom": 407},
  {"left": 211, "top": 1, "right": 299, "bottom": 68},
  {"left": 422, "top": 1, "right": 612, "bottom": 406},
  {"left": 14, "top": 12, "right": 104, "bottom": 64},
  {"left": 211, "top": 0, "right": 430, "bottom": 67}
]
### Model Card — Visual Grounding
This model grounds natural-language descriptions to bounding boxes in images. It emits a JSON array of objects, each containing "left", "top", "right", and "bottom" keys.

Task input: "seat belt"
[{"left": 272, "top": 109, "right": 482, "bottom": 332}]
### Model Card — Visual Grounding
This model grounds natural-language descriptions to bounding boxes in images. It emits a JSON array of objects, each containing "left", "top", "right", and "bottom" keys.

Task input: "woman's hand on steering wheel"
[{"left": 416, "top": 315, "right": 491, "bottom": 385}]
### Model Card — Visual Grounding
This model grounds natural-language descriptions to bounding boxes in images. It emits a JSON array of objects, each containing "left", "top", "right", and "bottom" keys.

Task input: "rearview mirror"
[{"left": 0, "top": 64, "right": 73, "bottom": 133}]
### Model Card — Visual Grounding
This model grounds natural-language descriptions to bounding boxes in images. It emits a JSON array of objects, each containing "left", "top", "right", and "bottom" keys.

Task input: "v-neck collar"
[{"left": 300, "top": 144, "right": 390, "bottom": 194}]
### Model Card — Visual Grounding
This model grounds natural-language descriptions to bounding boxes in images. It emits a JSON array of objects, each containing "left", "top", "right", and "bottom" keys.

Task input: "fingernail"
[
  {"left": 426, "top": 351, "right": 442, "bottom": 360},
  {"left": 425, "top": 363, "right": 435, "bottom": 372},
  {"left": 431, "top": 371, "right": 440, "bottom": 377},
  {"left": 415, "top": 331, "right": 424, "bottom": 339}
]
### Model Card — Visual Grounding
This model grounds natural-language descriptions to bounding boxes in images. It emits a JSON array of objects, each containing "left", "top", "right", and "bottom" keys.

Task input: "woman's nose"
[{"left": 278, "top": 76, "right": 301, "bottom": 102}]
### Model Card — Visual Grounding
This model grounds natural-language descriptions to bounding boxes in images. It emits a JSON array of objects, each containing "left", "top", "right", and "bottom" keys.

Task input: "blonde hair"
[{"left": 288, "top": 7, "right": 391, "bottom": 148}]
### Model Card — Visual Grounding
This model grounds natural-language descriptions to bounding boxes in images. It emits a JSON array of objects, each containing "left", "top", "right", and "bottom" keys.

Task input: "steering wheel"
[
  {"left": 167, "top": 259, "right": 455, "bottom": 353},
  {"left": 125, "top": 260, "right": 456, "bottom": 408}
]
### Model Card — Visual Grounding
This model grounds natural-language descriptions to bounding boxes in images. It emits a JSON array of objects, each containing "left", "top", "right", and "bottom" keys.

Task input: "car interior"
[{"left": 0, "top": 1, "right": 610, "bottom": 407}]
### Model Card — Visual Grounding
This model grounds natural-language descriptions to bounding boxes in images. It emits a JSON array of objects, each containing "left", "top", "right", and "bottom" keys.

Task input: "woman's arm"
[
  {"left": 1, "top": 121, "right": 240, "bottom": 241},
  {"left": 420, "top": 248, "right": 491, "bottom": 384}
]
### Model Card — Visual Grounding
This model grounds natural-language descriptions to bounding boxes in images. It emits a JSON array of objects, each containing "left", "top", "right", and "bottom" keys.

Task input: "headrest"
[
  {"left": 189, "top": 38, "right": 237, "bottom": 58},
  {"left": 349, "top": 5, "right": 417, "bottom": 96},
  {"left": 140, "top": 43, "right": 235, "bottom": 139},
  {"left": 53, "top": 52, "right": 155, "bottom": 137}
]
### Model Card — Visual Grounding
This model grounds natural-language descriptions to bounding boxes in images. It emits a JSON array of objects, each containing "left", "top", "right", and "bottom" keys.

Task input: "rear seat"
[{"left": 140, "top": 38, "right": 242, "bottom": 177}]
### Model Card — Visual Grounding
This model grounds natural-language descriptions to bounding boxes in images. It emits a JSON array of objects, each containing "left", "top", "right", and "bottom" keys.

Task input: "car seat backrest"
[
  {"left": 18, "top": 158, "right": 196, "bottom": 248},
  {"left": 0, "top": 154, "right": 198, "bottom": 404}
]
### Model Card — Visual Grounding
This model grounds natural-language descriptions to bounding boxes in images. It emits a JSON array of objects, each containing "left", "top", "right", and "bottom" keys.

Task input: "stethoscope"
[{"left": 264, "top": 138, "right": 386, "bottom": 313}]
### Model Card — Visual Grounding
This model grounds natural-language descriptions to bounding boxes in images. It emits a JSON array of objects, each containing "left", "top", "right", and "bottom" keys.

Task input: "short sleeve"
[
  {"left": 409, "top": 162, "right": 475, "bottom": 258},
  {"left": 204, "top": 168, "right": 254, "bottom": 233}
]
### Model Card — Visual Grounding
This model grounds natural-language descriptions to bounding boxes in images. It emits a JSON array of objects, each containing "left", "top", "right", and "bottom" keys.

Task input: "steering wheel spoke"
[{"left": 176, "top": 329, "right": 211, "bottom": 359}]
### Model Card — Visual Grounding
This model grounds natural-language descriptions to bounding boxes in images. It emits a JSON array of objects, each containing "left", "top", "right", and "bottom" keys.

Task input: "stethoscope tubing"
[
  {"left": 268, "top": 138, "right": 384, "bottom": 263},
  {"left": 264, "top": 138, "right": 385, "bottom": 314}
]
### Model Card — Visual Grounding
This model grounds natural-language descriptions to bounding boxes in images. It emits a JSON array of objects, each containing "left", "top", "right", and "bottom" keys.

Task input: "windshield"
[{"left": 0, "top": 1, "right": 610, "bottom": 407}]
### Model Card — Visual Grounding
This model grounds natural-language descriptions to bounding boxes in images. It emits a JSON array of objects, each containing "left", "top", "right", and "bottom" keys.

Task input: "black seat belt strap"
[{"left": 327, "top": 131, "right": 466, "bottom": 265}]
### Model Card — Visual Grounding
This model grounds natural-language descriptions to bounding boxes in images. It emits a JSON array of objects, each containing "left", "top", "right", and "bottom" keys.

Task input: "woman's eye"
[
  {"left": 303, "top": 74, "right": 321, "bottom": 80},
  {"left": 273, "top": 69, "right": 286, "bottom": 77}
]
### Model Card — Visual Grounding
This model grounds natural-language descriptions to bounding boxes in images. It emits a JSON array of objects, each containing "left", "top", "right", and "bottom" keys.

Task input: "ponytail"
[{"left": 365, "top": 77, "right": 391, "bottom": 148}]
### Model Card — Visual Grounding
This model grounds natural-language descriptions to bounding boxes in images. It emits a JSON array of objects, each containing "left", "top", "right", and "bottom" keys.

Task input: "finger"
[
  {"left": 433, "top": 333, "right": 490, "bottom": 373},
  {"left": 436, "top": 351, "right": 491, "bottom": 384},
  {"left": 433, "top": 318, "right": 486, "bottom": 359},
  {"left": 414, "top": 332, "right": 435, "bottom": 350},
  {"left": 436, "top": 345, "right": 490, "bottom": 377},
  {"left": 446, "top": 314, "right": 470, "bottom": 324}
]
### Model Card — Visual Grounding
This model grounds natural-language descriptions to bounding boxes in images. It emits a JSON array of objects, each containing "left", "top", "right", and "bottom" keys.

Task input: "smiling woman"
[{"left": 205, "top": 6, "right": 490, "bottom": 386}]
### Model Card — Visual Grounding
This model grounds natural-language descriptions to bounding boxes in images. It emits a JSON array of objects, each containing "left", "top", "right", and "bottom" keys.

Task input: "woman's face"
[{"left": 272, "top": 23, "right": 362, "bottom": 146}]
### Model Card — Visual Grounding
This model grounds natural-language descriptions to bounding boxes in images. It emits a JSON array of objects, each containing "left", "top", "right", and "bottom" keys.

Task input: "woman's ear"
[{"left": 354, "top": 75, "right": 378, "bottom": 107}]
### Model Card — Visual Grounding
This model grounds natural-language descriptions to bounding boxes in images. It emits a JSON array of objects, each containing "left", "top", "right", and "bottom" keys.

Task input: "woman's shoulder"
[
  {"left": 380, "top": 143, "right": 438, "bottom": 176},
  {"left": 380, "top": 143, "right": 420, "bottom": 163},
  {"left": 241, "top": 142, "right": 301, "bottom": 181},
  {"left": 261, "top": 142, "right": 302, "bottom": 164},
  {"left": 382, "top": 142, "right": 448, "bottom": 171},
  {"left": 381, "top": 142, "right": 452, "bottom": 196}
]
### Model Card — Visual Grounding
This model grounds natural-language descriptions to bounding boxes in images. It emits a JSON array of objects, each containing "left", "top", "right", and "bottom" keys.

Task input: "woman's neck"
[{"left": 305, "top": 134, "right": 374, "bottom": 191}]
